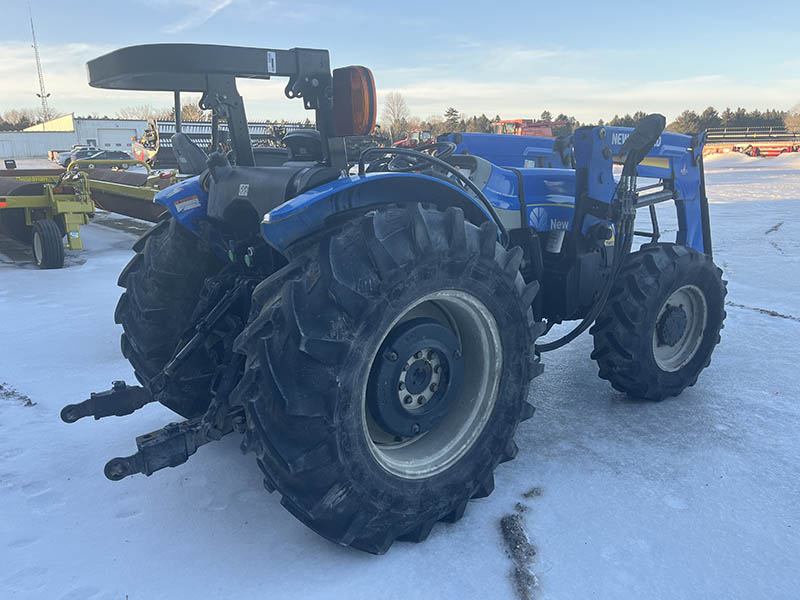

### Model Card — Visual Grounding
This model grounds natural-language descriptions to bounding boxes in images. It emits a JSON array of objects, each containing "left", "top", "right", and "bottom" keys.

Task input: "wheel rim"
[
  {"left": 363, "top": 290, "right": 503, "bottom": 479},
  {"left": 651, "top": 284, "right": 708, "bottom": 372},
  {"left": 33, "top": 230, "right": 44, "bottom": 265}
]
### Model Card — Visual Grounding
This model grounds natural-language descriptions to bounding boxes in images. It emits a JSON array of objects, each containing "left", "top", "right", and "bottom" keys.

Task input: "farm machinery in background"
[
  {"left": 132, "top": 118, "right": 305, "bottom": 168},
  {"left": 703, "top": 126, "right": 800, "bottom": 157},
  {"left": 393, "top": 129, "right": 433, "bottom": 148},
  {"left": 392, "top": 120, "right": 566, "bottom": 149},
  {"left": 134, "top": 118, "right": 390, "bottom": 168},
  {"left": 61, "top": 43, "right": 726, "bottom": 555},
  {"left": 0, "top": 159, "right": 178, "bottom": 268},
  {"left": 491, "top": 118, "right": 567, "bottom": 138}
]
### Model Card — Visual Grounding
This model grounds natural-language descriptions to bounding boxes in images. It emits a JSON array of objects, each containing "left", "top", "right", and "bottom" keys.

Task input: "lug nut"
[
  {"left": 399, "top": 382, "right": 405, "bottom": 391},
  {"left": 433, "top": 364, "right": 441, "bottom": 374},
  {"left": 411, "top": 423, "right": 420, "bottom": 435},
  {"left": 429, "top": 383, "right": 438, "bottom": 392},
  {"left": 385, "top": 350, "right": 398, "bottom": 362},
  {"left": 414, "top": 351, "right": 423, "bottom": 359},
  {"left": 418, "top": 396, "right": 426, "bottom": 404},
  {"left": 403, "top": 395, "right": 413, "bottom": 405},
  {"left": 427, "top": 350, "right": 436, "bottom": 360}
]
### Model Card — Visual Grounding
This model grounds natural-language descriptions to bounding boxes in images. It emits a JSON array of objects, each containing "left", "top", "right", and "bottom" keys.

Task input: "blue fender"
[
  {"left": 153, "top": 175, "right": 230, "bottom": 260},
  {"left": 261, "top": 172, "right": 493, "bottom": 252},
  {"left": 154, "top": 175, "right": 207, "bottom": 232}
]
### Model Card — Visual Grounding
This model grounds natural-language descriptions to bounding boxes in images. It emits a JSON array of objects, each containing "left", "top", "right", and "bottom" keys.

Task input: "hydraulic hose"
[{"left": 535, "top": 161, "right": 639, "bottom": 353}]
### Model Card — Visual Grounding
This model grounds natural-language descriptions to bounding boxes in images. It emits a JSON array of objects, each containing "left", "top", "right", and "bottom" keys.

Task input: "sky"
[{"left": 1, "top": 0, "right": 799, "bottom": 124}]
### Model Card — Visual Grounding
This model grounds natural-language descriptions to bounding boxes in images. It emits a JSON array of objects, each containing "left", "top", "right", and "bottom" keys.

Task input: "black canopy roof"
[{"left": 86, "top": 44, "right": 331, "bottom": 92}]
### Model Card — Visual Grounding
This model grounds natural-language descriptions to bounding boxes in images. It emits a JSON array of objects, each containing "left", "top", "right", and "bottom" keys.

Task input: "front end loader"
[{"left": 62, "top": 43, "right": 726, "bottom": 553}]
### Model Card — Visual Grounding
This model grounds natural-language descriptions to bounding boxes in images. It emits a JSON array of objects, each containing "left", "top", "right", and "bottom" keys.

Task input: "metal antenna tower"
[{"left": 28, "top": 1, "right": 51, "bottom": 124}]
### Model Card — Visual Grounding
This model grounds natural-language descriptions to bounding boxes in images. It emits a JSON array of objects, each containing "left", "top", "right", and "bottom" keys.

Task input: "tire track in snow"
[
  {"left": 725, "top": 301, "right": 800, "bottom": 323},
  {"left": 500, "top": 487, "right": 543, "bottom": 599}
]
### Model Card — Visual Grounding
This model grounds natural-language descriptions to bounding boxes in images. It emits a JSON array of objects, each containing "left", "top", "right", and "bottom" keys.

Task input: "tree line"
[
  {"left": 2, "top": 95, "right": 798, "bottom": 136},
  {"left": 381, "top": 93, "right": 800, "bottom": 139}
]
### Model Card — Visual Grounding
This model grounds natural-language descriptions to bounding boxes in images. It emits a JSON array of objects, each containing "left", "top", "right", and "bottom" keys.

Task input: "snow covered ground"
[{"left": 1, "top": 157, "right": 798, "bottom": 599}]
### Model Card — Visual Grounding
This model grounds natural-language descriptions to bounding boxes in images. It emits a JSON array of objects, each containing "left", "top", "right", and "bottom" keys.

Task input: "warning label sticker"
[{"left": 174, "top": 195, "right": 201, "bottom": 213}]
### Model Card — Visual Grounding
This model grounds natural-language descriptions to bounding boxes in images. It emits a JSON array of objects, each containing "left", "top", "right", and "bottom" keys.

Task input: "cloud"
[
  {"left": 0, "top": 41, "right": 203, "bottom": 117},
  {"left": 378, "top": 74, "right": 800, "bottom": 123},
  {"left": 1, "top": 37, "right": 795, "bottom": 125},
  {"left": 162, "top": 0, "right": 234, "bottom": 33}
]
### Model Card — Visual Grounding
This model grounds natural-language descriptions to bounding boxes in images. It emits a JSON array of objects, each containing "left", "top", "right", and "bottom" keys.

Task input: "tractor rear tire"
[
  {"left": 590, "top": 243, "right": 726, "bottom": 401},
  {"left": 232, "top": 204, "right": 543, "bottom": 553},
  {"left": 114, "top": 217, "right": 224, "bottom": 418},
  {"left": 32, "top": 219, "right": 65, "bottom": 269}
]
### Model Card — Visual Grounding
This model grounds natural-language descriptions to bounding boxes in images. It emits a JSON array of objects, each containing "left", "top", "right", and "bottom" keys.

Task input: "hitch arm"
[
  {"left": 104, "top": 408, "right": 245, "bottom": 481},
  {"left": 61, "top": 381, "right": 154, "bottom": 423}
]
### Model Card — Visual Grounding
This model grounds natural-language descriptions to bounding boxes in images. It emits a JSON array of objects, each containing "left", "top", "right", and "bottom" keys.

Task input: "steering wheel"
[{"left": 387, "top": 142, "right": 457, "bottom": 172}]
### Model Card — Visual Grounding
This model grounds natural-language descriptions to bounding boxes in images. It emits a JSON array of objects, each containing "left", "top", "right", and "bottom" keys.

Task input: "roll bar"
[{"left": 87, "top": 44, "right": 334, "bottom": 167}]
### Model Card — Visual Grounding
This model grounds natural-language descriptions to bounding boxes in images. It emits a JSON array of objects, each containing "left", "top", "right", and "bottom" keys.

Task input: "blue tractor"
[{"left": 62, "top": 44, "right": 726, "bottom": 553}]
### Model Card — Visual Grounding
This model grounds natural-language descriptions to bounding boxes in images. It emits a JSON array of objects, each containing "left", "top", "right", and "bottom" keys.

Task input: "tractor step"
[
  {"left": 104, "top": 407, "right": 246, "bottom": 481},
  {"left": 60, "top": 381, "right": 154, "bottom": 423}
]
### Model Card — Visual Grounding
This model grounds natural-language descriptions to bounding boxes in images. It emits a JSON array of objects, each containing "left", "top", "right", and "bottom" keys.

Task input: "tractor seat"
[{"left": 171, "top": 133, "right": 208, "bottom": 175}]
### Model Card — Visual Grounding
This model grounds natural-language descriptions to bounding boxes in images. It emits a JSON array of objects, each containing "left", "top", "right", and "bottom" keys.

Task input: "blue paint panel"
[
  {"left": 258, "top": 124, "right": 707, "bottom": 256},
  {"left": 519, "top": 169, "right": 576, "bottom": 231},
  {"left": 573, "top": 125, "right": 706, "bottom": 252},
  {"left": 154, "top": 176, "right": 207, "bottom": 233},
  {"left": 438, "top": 132, "right": 569, "bottom": 169},
  {"left": 263, "top": 172, "right": 491, "bottom": 251},
  {"left": 486, "top": 164, "right": 576, "bottom": 230}
]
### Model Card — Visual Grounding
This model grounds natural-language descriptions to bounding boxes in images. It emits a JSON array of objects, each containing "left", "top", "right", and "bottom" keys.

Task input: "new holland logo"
[{"left": 529, "top": 207, "right": 549, "bottom": 231}]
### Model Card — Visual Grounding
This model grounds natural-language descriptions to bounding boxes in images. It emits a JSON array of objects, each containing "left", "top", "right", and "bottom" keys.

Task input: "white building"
[{"left": 0, "top": 114, "right": 147, "bottom": 159}]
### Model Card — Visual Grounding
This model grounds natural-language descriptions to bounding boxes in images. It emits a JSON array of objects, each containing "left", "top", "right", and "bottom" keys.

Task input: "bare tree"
[
  {"left": 0, "top": 107, "right": 40, "bottom": 130},
  {"left": 383, "top": 92, "right": 410, "bottom": 123},
  {"left": 786, "top": 103, "right": 800, "bottom": 131},
  {"left": 381, "top": 92, "right": 410, "bottom": 141},
  {"left": 116, "top": 104, "right": 171, "bottom": 120},
  {"left": 115, "top": 100, "right": 211, "bottom": 122},
  {"left": 180, "top": 102, "right": 212, "bottom": 122}
]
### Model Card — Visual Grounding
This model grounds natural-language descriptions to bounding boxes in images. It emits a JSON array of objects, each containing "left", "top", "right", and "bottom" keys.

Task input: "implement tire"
[
  {"left": 590, "top": 243, "right": 726, "bottom": 401},
  {"left": 32, "top": 219, "right": 65, "bottom": 269},
  {"left": 115, "top": 217, "right": 223, "bottom": 418},
  {"left": 232, "top": 204, "right": 543, "bottom": 553}
]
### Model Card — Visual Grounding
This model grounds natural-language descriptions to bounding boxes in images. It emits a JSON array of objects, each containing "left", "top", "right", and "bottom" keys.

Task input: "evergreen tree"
[
  {"left": 552, "top": 113, "right": 579, "bottom": 137},
  {"left": 444, "top": 107, "right": 460, "bottom": 131},
  {"left": 666, "top": 110, "right": 701, "bottom": 134},
  {"left": 698, "top": 107, "right": 722, "bottom": 131},
  {"left": 540, "top": 110, "right": 552, "bottom": 122}
]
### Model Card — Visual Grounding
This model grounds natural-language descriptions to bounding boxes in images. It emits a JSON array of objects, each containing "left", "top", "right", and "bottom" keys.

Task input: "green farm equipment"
[
  {"left": 0, "top": 168, "right": 94, "bottom": 268},
  {"left": 0, "top": 159, "right": 175, "bottom": 268}
]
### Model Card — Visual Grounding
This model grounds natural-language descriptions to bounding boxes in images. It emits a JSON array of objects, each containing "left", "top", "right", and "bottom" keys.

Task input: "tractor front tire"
[
  {"left": 115, "top": 217, "right": 223, "bottom": 418},
  {"left": 32, "top": 219, "right": 65, "bottom": 269},
  {"left": 590, "top": 243, "right": 726, "bottom": 401},
  {"left": 233, "top": 204, "right": 543, "bottom": 553}
]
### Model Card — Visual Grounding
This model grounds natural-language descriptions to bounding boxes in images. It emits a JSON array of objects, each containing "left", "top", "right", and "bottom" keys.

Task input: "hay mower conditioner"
[{"left": 62, "top": 44, "right": 726, "bottom": 554}]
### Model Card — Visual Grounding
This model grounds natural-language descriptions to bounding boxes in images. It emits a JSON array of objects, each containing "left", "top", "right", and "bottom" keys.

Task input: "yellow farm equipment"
[{"left": 0, "top": 159, "right": 173, "bottom": 269}]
